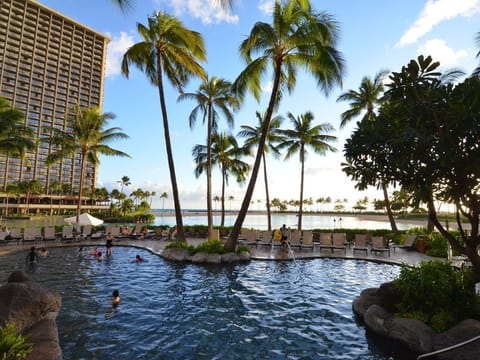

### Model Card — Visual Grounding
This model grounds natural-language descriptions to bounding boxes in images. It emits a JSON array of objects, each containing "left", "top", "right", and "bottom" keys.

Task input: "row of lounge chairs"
[
  {"left": 0, "top": 224, "right": 172, "bottom": 245},
  {"left": 243, "top": 230, "right": 393, "bottom": 257}
]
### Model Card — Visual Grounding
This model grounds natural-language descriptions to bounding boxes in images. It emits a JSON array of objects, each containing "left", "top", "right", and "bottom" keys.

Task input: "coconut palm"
[
  {"left": 336, "top": 70, "right": 388, "bottom": 128},
  {"left": 17, "top": 179, "right": 43, "bottom": 215},
  {"left": 238, "top": 111, "right": 283, "bottom": 231},
  {"left": 46, "top": 105, "right": 130, "bottom": 223},
  {"left": 122, "top": 11, "right": 206, "bottom": 242},
  {"left": 277, "top": 111, "right": 336, "bottom": 231},
  {"left": 226, "top": 0, "right": 344, "bottom": 250},
  {"left": 0, "top": 97, "right": 35, "bottom": 188},
  {"left": 160, "top": 192, "right": 168, "bottom": 212},
  {"left": 118, "top": 176, "right": 131, "bottom": 195},
  {"left": 337, "top": 70, "right": 398, "bottom": 233},
  {"left": 192, "top": 132, "right": 250, "bottom": 227},
  {"left": 178, "top": 76, "right": 238, "bottom": 238}
]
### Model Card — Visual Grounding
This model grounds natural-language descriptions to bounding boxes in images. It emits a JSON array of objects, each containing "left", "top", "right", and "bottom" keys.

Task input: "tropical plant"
[
  {"left": 192, "top": 132, "right": 250, "bottom": 226},
  {"left": 473, "top": 31, "right": 480, "bottom": 77},
  {"left": 226, "top": 0, "right": 344, "bottom": 251},
  {"left": 0, "top": 323, "right": 32, "bottom": 360},
  {"left": 46, "top": 105, "right": 129, "bottom": 223},
  {"left": 277, "top": 111, "right": 336, "bottom": 231},
  {"left": 4, "top": 183, "right": 19, "bottom": 216},
  {"left": 0, "top": 97, "right": 35, "bottom": 188},
  {"left": 160, "top": 191, "right": 168, "bottom": 212},
  {"left": 238, "top": 111, "right": 283, "bottom": 231},
  {"left": 178, "top": 76, "right": 238, "bottom": 238},
  {"left": 118, "top": 176, "right": 131, "bottom": 194},
  {"left": 122, "top": 11, "right": 206, "bottom": 242},
  {"left": 17, "top": 180, "right": 43, "bottom": 214}
]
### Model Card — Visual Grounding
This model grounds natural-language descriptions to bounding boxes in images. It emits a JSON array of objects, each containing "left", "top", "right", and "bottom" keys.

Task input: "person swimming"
[
  {"left": 112, "top": 289, "right": 120, "bottom": 306},
  {"left": 25, "top": 246, "right": 39, "bottom": 264},
  {"left": 134, "top": 254, "right": 145, "bottom": 263},
  {"left": 97, "top": 251, "right": 104, "bottom": 261},
  {"left": 39, "top": 247, "right": 49, "bottom": 257}
]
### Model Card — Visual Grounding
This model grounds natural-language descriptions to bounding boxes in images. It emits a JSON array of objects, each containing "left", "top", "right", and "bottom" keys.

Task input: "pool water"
[{"left": 0, "top": 246, "right": 402, "bottom": 359}]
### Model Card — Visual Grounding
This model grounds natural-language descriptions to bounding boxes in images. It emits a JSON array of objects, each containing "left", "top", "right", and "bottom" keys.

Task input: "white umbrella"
[{"left": 64, "top": 213, "right": 104, "bottom": 226}]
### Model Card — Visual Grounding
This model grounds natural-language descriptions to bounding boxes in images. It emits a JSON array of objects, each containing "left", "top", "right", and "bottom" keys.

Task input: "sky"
[{"left": 36, "top": 0, "right": 480, "bottom": 210}]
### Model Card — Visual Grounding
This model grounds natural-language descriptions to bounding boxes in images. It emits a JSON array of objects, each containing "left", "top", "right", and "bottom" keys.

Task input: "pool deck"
[{"left": 0, "top": 236, "right": 450, "bottom": 268}]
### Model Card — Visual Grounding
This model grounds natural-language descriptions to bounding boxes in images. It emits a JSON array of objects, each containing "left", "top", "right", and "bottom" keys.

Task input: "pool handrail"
[{"left": 416, "top": 334, "right": 480, "bottom": 359}]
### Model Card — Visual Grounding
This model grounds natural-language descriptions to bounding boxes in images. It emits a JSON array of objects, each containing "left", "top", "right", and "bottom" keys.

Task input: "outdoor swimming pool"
[{"left": 0, "top": 246, "right": 403, "bottom": 359}]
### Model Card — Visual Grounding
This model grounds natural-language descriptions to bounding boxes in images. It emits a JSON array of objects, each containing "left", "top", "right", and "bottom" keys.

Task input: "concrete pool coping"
[{"left": 0, "top": 236, "right": 448, "bottom": 268}]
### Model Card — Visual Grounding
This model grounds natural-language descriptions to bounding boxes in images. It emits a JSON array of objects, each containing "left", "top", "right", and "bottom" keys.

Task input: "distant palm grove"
[{"left": 2, "top": 0, "right": 480, "bottom": 278}]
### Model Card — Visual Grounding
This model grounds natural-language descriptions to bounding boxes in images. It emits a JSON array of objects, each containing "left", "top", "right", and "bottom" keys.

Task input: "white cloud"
[
  {"left": 155, "top": 0, "right": 239, "bottom": 24},
  {"left": 417, "top": 39, "right": 468, "bottom": 66},
  {"left": 261, "top": 80, "right": 273, "bottom": 92},
  {"left": 396, "top": 0, "right": 480, "bottom": 47},
  {"left": 258, "top": 0, "right": 275, "bottom": 15},
  {"left": 105, "top": 32, "right": 135, "bottom": 78}
]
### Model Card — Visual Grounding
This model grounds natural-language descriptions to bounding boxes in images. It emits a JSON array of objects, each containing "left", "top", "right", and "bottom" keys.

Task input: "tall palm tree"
[
  {"left": 337, "top": 70, "right": 398, "bottom": 233},
  {"left": 193, "top": 132, "right": 250, "bottom": 227},
  {"left": 118, "top": 175, "right": 131, "bottom": 194},
  {"left": 336, "top": 70, "right": 388, "bottom": 128},
  {"left": 178, "top": 76, "right": 238, "bottom": 238},
  {"left": 277, "top": 111, "right": 336, "bottom": 231},
  {"left": 160, "top": 191, "right": 168, "bottom": 212},
  {"left": 122, "top": 12, "right": 206, "bottom": 242},
  {"left": 46, "top": 105, "right": 130, "bottom": 223},
  {"left": 226, "top": 0, "right": 344, "bottom": 250},
  {"left": 18, "top": 179, "right": 43, "bottom": 215},
  {"left": 0, "top": 97, "right": 35, "bottom": 189},
  {"left": 238, "top": 111, "right": 283, "bottom": 231}
]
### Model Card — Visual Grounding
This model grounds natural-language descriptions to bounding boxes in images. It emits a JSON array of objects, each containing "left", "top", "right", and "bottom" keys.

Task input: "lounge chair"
[
  {"left": 43, "top": 227, "right": 57, "bottom": 242},
  {"left": 9, "top": 228, "right": 22, "bottom": 244},
  {"left": 257, "top": 230, "right": 272, "bottom": 248},
  {"left": 154, "top": 228, "right": 170, "bottom": 240},
  {"left": 395, "top": 234, "right": 417, "bottom": 251},
  {"left": 300, "top": 231, "right": 314, "bottom": 251},
  {"left": 79, "top": 225, "right": 92, "bottom": 240},
  {"left": 245, "top": 230, "right": 259, "bottom": 248},
  {"left": 62, "top": 226, "right": 74, "bottom": 242},
  {"left": 0, "top": 231, "right": 9, "bottom": 245},
  {"left": 332, "top": 233, "right": 347, "bottom": 255},
  {"left": 109, "top": 226, "right": 121, "bottom": 240},
  {"left": 353, "top": 234, "right": 369, "bottom": 256},
  {"left": 371, "top": 236, "right": 391, "bottom": 256},
  {"left": 319, "top": 232, "right": 333, "bottom": 253},
  {"left": 23, "top": 228, "right": 42, "bottom": 244},
  {"left": 289, "top": 230, "right": 301, "bottom": 250}
]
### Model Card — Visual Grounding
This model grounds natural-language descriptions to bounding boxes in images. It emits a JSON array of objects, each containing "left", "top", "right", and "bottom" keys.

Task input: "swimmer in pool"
[
  {"left": 97, "top": 251, "right": 104, "bottom": 261},
  {"left": 112, "top": 289, "right": 120, "bottom": 306},
  {"left": 39, "top": 247, "right": 49, "bottom": 257},
  {"left": 133, "top": 254, "right": 145, "bottom": 263}
]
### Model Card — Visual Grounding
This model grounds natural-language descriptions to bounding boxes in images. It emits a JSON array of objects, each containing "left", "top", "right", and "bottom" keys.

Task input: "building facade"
[{"left": 0, "top": 0, "right": 110, "bottom": 213}]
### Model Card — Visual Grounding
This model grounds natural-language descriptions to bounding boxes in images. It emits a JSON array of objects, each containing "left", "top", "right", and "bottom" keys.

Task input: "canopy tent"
[{"left": 64, "top": 213, "right": 104, "bottom": 226}]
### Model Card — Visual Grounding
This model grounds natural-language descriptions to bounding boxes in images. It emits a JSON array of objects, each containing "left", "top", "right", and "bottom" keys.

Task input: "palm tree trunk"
[
  {"left": 382, "top": 182, "right": 398, "bottom": 234},
  {"left": 262, "top": 152, "right": 272, "bottom": 231},
  {"left": 156, "top": 56, "right": 185, "bottom": 241},
  {"left": 225, "top": 63, "right": 282, "bottom": 251},
  {"left": 206, "top": 105, "right": 214, "bottom": 237},
  {"left": 298, "top": 149, "right": 305, "bottom": 232},
  {"left": 220, "top": 166, "right": 226, "bottom": 227},
  {"left": 76, "top": 152, "right": 87, "bottom": 223}
]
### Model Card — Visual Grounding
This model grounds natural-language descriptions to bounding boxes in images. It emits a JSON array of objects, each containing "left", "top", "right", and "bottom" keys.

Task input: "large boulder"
[
  {"left": 388, "top": 317, "right": 435, "bottom": 354},
  {"left": 434, "top": 319, "right": 480, "bottom": 360},
  {"left": 352, "top": 287, "right": 379, "bottom": 318},
  {"left": 221, "top": 252, "right": 240, "bottom": 263},
  {"left": 0, "top": 271, "right": 62, "bottom": 360},
  {"left": 161, "top": 247, "right": 190, "bottom": 261}
]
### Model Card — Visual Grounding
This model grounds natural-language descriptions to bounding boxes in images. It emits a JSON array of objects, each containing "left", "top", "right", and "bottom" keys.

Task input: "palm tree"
[
  {"left": 122, "top": 12, "right": 206, "bottom": 242},
  {"left": 238, "top": 111, "right": 283, "bottom": 231},
  {"left": 118, "top": 176, "right": 131, "bottom": 195},
  {"left": 337, "top": 70, "right": 398, "bottom": 233},
  {"left": 336, "top": 70, "right": 388, "bottom": 128},
  {"left": 48, "top": 180, "right": 62, "bottom": 215},
  {"left": 160, "top": 192, "right": 168, "bottom": 212},
  {"left": 474, "top": 31, "right": 480, "bottom": 77},
  {"left": 226, "top": 0, "right": 344, "bottom": 250},
  {"left": 18, "top": 179, "right": 43, "bottom": 214},
  {"left": 178, "top": 76, "right": 238, "bottom": 238},
  {"left": 193, "top": 132, "right": 250, "bottom": 226},
  {"left": 4, "top": 183, "right": 19, "bottom": 216},
  {"left": 277, "top": 111, "right": 336, "bottom": 231},
  {"left": 46, "top": 105, "right": 130, "bottom": 223},
  {"left": 0, "top": 97, "right": 35, "bottom": 190}
]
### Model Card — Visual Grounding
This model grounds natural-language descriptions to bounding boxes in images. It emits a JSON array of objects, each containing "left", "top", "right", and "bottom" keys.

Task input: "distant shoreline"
[{"left": 151, "top": 210, "right": 427, "bottom": 226}]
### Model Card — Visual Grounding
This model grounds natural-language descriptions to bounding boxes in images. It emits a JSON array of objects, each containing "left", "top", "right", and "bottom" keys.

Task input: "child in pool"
[
  {"left": 112, "top": 289, "right": 120, "bottom": 306},
  {"left": 134, "top": 254, "right": 145, "bottom": 263},
  {"left": 97, "top": 251, "right": 104, "bottom": 261}
]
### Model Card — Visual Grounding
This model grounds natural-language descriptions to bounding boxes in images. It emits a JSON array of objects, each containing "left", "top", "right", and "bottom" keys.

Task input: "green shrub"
[
  {"left": 425, "top": 232, "right": 448, "bottom": 258},
  {"left": 236, "top": 244, "right": 250, "bottom": 254},
  {"left": 195, "top": 239, "right": 226, "bottom": 254},
  {"left": 165, "top": 241, "right": 195, "bottom": 255},
  {"left": 395, "top": 261, "right": 479, "bottom": 332},
  {"left": 0, "top": 323, "right": 32, "bottom": 360}
]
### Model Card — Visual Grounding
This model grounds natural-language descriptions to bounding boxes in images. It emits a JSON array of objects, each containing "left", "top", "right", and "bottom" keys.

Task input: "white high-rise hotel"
[{"left": 0, "top": 0, "right": 109, "bottom": 212}]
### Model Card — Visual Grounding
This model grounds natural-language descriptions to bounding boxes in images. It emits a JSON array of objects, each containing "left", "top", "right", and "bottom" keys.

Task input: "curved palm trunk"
[
  {"left": 156, "top": 57, "right": 185, "bottom": 241},
  {"left": 221, "top": 168, "right": 226, "bottom": 227},
  {"left": 262, "top": 152, "right": 272, "bottom": 231},
  {"left": 297, "top": 148, "right": 305, "bottom": 232},
  {"left": 206, "top": 105, "right": 214, "bottom": 237},
  {"left": 381, "top": 182, "right": 398, "bottom": 234},
  {"left": 225, "top": 63, "right": 282, "bottom": 251},
  {"left": 76, "top": 151, "right": 87, "bottom": 223}
]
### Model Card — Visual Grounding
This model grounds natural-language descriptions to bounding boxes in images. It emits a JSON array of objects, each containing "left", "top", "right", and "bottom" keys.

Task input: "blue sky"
[{"left": 38, "top": 0, "right": 480, "bottom": 210}]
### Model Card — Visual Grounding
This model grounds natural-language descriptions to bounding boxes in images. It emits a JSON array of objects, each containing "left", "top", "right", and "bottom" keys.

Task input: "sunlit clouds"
[
  {"left": 396, "top": 0, "right": 480, "bottom": 47},
  {"left": 417, "top": 39, "right": 469, "bottom": 67},
  {"left": 105, "top": 32, "right": 135, "bottom": 77},
  {"left": 154, "top": 0, "right": 239, "bottom": 24}
]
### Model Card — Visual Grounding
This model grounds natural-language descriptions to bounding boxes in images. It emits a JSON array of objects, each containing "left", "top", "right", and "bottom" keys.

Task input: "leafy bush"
[
  {"left": 0, "top": 323, "right": 32, "bottom": 360},
  {"left": 165, "top": 241, "right": 195, "bottom": 255},
  {"left": 425, "top": 232, "right": 448, "bottom": 258},
  {"left": 395, "top": 261, "right": 479, "bottom": 332},
  {"left": 236, "top": 244, "right": 250, "bottom": 254},
  {"left": 195, "top": 239, "right": 226, "bottom": 254}
]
